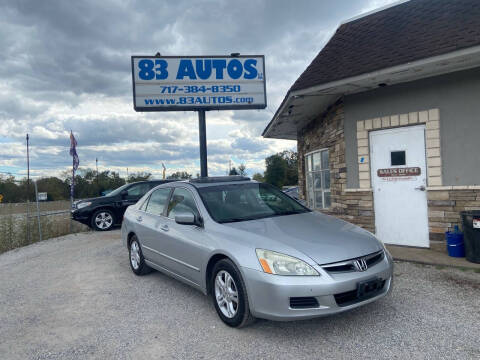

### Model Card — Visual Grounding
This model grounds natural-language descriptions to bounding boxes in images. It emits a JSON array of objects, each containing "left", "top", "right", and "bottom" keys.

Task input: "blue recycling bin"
[{"left": 445, "top": 230, "right": 465, "bottom": 258}]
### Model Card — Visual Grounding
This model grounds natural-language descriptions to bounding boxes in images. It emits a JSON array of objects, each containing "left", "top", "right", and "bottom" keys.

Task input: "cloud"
[{"left": 0, "top": 0, "right": 395, "bottom": 178}]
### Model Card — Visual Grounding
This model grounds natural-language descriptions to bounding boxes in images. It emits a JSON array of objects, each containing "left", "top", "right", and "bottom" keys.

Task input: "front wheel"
[
  {"left": 91, "top": 209, "right": 115, "bottom": 231},
  {"left": 211, "top": 259, "right": 255, "bottom": 328}
]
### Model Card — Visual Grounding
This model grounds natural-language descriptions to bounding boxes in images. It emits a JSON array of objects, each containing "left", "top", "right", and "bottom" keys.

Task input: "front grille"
[
  {"left": 323, "top": 263, "right": 355, "bottom": 272},
  {"left": 289, "top": 297, "right": 319, "bottom": 309},
  {"left": 334, "top": 280, "right": 386, "bottom": 307},
  {"left": 321, "top": 250, "right": 384, "bottom": 273},
  {"left": 366, "top": 252, "right": 383, "bottom": 267}
]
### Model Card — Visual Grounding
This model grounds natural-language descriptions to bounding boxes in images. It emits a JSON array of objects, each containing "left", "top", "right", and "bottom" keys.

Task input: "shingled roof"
[{"left": 291, "top": 0, "right": 480, "bottom": 92}]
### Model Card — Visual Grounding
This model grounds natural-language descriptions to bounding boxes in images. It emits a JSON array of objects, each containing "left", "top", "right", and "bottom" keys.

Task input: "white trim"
[
  {"left": 264, "top": 45, "right": 480, "bottom": 139},
  {"left": 357, "top": 110, "right": 441, "bottom": 188},
  {"left": 305, "top": 147, "right": 329, "bottom": 157},
  {"left": 427, "top": 185, "right": 480, "bottom": 190},
  {"left": 305, "top": 149, "right": 331, "bottom": 209},
  {"left": 345, "top": 188, "right": 373, "bottom": 192},
  {"left": 341, "top": 0, "right": 410, "bottom": 25},
  {"left": 291, "top": 45, "right": 480, "bottom": 98}
]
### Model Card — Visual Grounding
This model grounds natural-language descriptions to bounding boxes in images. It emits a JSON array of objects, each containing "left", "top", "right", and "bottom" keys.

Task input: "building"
[{"left": 263, "top": 0, "right": 480, "bottom": 249}]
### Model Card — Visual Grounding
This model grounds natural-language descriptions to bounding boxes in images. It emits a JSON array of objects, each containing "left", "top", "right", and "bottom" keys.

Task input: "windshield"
[
  {"left": 104, "top": 183, "right": 130, "bottom": 197},
  {"left": 198, "top": 183, "right": 310, "bottom": 223}
]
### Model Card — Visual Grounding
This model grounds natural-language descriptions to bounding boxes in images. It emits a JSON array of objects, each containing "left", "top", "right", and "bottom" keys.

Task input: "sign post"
[
  {"left": 131, "top": 54, "right": 266, "bottom": 177},
  {"left": 198, "top": 110, "right": 208, "bottom": 177}
]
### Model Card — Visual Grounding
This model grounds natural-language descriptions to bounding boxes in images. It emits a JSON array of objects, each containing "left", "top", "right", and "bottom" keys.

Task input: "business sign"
[
  {"left": 377, "top": 167, "right": 421, "bottom": 177},
  {"left": 131, "top": 55, "right": 266, "bottom": 111}
]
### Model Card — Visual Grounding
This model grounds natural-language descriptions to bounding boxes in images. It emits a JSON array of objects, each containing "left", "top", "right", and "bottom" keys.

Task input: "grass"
[{"left": 0, "top": 212, "right": 89, "bottom": 254}]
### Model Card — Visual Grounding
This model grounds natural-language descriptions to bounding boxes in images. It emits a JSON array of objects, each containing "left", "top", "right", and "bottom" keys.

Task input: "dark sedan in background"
[{"left": 72, "top": 180, "right": 173, "bottom": 231}]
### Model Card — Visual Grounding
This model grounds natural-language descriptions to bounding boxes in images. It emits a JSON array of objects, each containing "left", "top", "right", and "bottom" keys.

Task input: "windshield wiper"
[
  {"left": 273, "top": 210, "right": 307, "bottom": 217},
  {"left": 220, "top": 213, "right": 275, "bottom": 223}
]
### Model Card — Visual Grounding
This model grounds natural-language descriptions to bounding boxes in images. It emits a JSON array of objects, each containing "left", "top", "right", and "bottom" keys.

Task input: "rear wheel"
[
  {"left": 91, "top": 209, "right": 115, "bottom": 231},
  {"left": 211, "top": 259, "right": 255, "bottom": 328},
  {"left": 129, "top": 235, "right": 152, "bottom": 275}
]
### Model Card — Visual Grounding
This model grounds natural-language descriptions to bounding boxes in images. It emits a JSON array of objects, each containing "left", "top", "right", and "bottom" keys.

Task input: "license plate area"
[{"left": 357, "top": 278, "right": 384, "bottom": 299}]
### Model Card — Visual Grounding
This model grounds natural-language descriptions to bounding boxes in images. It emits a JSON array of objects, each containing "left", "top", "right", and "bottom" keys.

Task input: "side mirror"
[
  {"left": 120, "top": 189, "right": 128, "bottom": 198},
  {"left": 175, "top": 211, "right": 203, "bottom": 227}
]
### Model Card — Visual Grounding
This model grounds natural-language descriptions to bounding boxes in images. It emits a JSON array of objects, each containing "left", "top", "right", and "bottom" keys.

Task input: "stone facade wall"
[
  {"left": 297, "top": 100, "right": 479, "bottom": 247},
  {"left": 297, "top": 100, "right": 375, "bottom": 233},
  {"left": 428, "top": 188, "right": 480, "bottom": 241}
]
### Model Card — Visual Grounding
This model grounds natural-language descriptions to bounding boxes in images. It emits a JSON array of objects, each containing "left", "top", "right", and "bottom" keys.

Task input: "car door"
[
  {"left": 117, "top": 182, "right": 151, "bottom": 218},
  {"left": 160, "top": 186, "right": 210, "bottom": 286},
  {"left": 134, "top": 187, "right": 172, "bottom": 266}
]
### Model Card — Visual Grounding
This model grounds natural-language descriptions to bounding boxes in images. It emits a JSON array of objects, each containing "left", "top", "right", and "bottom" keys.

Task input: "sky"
[{"left": 0, "top": 0, "right": 397, "bottom": 180}]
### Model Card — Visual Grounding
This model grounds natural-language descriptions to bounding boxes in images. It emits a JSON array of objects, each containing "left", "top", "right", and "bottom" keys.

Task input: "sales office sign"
[
  {"left": 131, "top": 55, "right": 266, "bottom": 112},
  {"left": 377, "top": 167, "right": 421, "bottom": 181}
]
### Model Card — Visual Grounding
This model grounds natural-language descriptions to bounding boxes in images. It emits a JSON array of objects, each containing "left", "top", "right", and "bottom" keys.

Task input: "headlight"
[
  {"left": 77, "top": 202, "right": 92, "bottom": 209},
  {"left": 256, "top": 249, "right": 319, "bottom": 276}
]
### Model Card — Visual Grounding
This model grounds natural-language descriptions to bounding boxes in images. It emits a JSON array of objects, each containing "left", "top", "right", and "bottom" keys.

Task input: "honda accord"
[{"left": 121, "top": 176, "right": 393, "bottom": 327}]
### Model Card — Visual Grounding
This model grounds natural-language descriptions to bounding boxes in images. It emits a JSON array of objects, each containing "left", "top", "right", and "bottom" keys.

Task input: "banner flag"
[{"left": 69, "top": 131, "right": 79, "bottom": 199}]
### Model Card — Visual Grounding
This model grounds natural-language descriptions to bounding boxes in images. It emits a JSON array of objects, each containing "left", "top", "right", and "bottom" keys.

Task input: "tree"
[
  {"left": 264, "top": 154, "right": 287, "bottom": 188},
  {"left": 36, "top": 177, "right": 69, "bottom": 201},
  {"left": 238, "top": 164, "right": 247, "bottom": 176},
  {"left": 252, "top": 172, "right": 264, "bottom": 182},
  {"left": 62, "top": 168, "right": 126, "bottom": 198},
  {"left": 127, "top": 172, "right": 152, "bottom": 183},
  {"left": 167, "top": 171, "right": 192, "bottom": 180},
  {"left": 229, "top": 167, "right": 239, "bottom": 175},
  {"left": 264, "top": 150, "right": 298, "bottom": 188},
  {"left": 279, "top": 150, "right": 298, "bottom": 186},
  {"left": 0, "top": 175, "right": 23, "bottom": 202}
]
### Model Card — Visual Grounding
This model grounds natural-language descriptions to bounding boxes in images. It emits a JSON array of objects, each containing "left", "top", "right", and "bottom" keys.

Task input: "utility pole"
[
  {"left": 126, "top": 167, "right": 129, "bottom": 182},
  {"left": 96, "top": 157, "right": 99, "bottom": 194},
  {"left": 26, "top": 133, "right": 31, "bottom": 243},
  {"left": 34, "top": 180, "right": 42, "bottom": 243},
  {"left": 70, "top": 146, "right": 74, "bottom": 233}
]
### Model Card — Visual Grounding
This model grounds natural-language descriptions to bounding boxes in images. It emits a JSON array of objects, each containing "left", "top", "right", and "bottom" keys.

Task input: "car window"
[
  {"left": 198, "top": 183, "right": 309, "bottom": 223},
  {"left": 138, "top": 195, "right": 150, "bottom": 211},
  {"left": 149, "top": 182, "right": 162, "bottom": 189},
  {"left": 104, "top": 183, "right": 129, "bottom": 197},
  {"left": 127, "top": 183, "right": 150, "bottom": 197},
  {"left": 166, "top": 188, "right": 200, "bottom": 219},
  {"left": 145, "top": 188, "right": 171, "bottom": 216}
]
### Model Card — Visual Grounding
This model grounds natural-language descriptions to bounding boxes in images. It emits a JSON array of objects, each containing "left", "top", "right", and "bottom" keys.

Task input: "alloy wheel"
[
  {"left": 214, "top": 270, "right": 239, "bottom": 318},
  {"left": 95, "top": 212, "right": 113, "bottom": 230},
  {"left": 130, "top": 240, "right": 141, "bottom": 270}
]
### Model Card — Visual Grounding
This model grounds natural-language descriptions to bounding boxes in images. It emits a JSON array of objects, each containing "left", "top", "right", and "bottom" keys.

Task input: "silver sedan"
[{"left": 121, "top": 176, "right": 393, "bottom": 328}]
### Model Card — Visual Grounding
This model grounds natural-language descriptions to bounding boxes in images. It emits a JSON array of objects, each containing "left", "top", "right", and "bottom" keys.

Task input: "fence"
[{"left": 0, "top": 183, "right": 90, "bottom": 254}]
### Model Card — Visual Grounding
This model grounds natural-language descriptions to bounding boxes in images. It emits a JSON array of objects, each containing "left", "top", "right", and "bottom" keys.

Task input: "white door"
[{"left": 370, "top": 125, "right": 429, "bottom": 247}]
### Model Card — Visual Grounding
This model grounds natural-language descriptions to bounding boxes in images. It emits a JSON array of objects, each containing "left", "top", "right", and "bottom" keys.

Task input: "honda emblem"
[{"left": 353, "top": 258, "right": 368, "bottom": 272}]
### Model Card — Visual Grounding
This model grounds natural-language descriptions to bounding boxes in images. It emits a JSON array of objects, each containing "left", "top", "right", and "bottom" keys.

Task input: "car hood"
[
  {"left": 75, "top": 196, "right": 115, "bottom": 206},
  {"left": 223, "top": 211, "right": 382, "bottom": 265}
]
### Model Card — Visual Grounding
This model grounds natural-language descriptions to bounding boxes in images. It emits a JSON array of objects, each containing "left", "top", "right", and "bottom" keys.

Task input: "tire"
[
  {"left": 128, "top": 235, "right": 152, "bottom": 275},
  {"left": 211, "top": 259, "right": 255, "bottom": 328},
  {"left": 91, "top": 209, "right": 115, "bottom": 231}
]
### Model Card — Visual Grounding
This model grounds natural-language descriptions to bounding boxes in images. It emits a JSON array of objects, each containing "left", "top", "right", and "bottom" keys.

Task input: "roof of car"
[{"left": 188, "top": 176, "right": 253, "bottom": 188}]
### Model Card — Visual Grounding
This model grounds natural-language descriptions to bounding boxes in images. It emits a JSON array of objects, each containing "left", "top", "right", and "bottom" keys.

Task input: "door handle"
[
  {"left": 160, "top": 225, "right": 169, "bottom": 232},
  {"left": 136, "top": 216, "right": 143, "bottom": 222},
  {"left": 415, "top": 185, "right": 426, "bottom": 191}
]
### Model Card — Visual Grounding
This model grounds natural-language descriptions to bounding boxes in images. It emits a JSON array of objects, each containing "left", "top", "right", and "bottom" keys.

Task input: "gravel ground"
[{"left": 0, "top": 230, "right": 479, "bottom": 360}]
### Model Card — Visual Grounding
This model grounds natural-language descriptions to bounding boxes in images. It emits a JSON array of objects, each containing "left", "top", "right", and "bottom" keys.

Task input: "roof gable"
[{"left": 291, "top": 0, "right": 480, "bottom": 92}]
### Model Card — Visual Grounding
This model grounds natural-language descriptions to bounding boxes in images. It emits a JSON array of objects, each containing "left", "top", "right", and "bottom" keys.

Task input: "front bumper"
[
  {"left": 242, "top": 255, "right": 393, "bottom": 321},
  {"left": 71, "top": 209, "right": 90, "bottom": 224}
]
